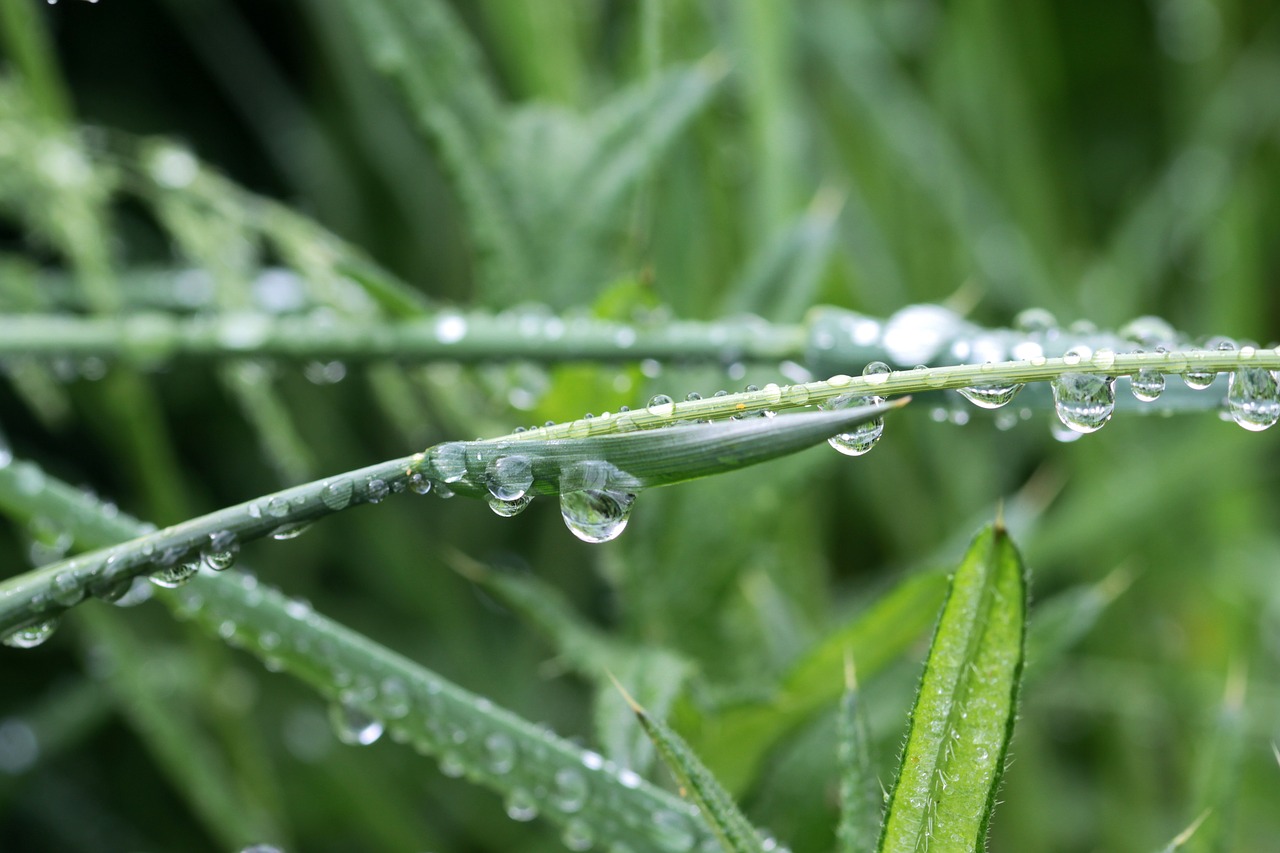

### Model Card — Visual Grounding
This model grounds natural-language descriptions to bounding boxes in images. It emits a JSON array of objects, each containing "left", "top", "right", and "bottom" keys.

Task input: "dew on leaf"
[
  {"left": 486, "top": 455, "right": 534, "bottom": 501},
  {"left": 646, "top": 394, "right": 675, "bottom": 417},
  {"left": 560, "top": 490, "right": 636, "bottom": 543},
  {"left": 957, "top": 383, "right": 1023, "bottom": 410},
  {"left": 329, "top": 701, "right": 384, "bottom": 746},
  {"left": 823, "top": 395, "right": 885, "bottom": 456},
  {"left": 319, "top": 479, "right": 353, "bottom": 511},
  {"left": 2, "top": 618, "right": 59, "bottom": 649},
  {"left": 505, "top": 788, "right": 539, "bottom": 822},
  {"left": 1227, "top": 368, "right": 1280, "bottom": 431}
]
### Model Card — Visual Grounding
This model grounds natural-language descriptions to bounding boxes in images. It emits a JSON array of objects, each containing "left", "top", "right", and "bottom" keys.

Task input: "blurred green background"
[{"left": 2, "top": 0, "right": 1280, "bottom": 850}]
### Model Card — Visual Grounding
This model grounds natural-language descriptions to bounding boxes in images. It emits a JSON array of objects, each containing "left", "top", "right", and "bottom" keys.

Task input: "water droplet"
[
  {"left": 975, "top": 746, "right": 990, "bottom": 761},
  {"left": 3, "top": 618, "right": 59, "bottom": 649},
  {"left": 329, "top": 701, "right": 384, "bottom": 746},
  {"left": 271, "top": 522, "right": 311, "bottom": 541},
  {"left": 488, "top": 494, "right": 533, "bottom": 517},
  {"left": 1183, "top": 365, "right": 1217, "bottom": 390},
  {"left": 431, "top": 443, "right": 469, "bottom": 484},
  {"left": 1014, "top": 308, "right": 1057, "bottom": 333},
  {"left": 685, "top": 392, "right": 702, "bottom": 401},
  {"left": 484, "top": 732, "right": 516, "bottom": 775},
  {"left": 1051, "top": 373, "right": 1115, "bottom": 433},
  {"left": 560, "top": 490, "right": 636, "bottom": 543},
  {"left": 439, "top": 752, "right": 466, "bottom": 777},
  {"left": 957, "top": 383, "right": 1023, "bottom": 410},
  {"left": 320, "top": 479, "right": 353, "bottom": 511},
  {"left": 486, "top": 455, "right": 534, "bottom": 501},
  {"left": 201, "top": 530, "right": 239, "bottom": 571},
  {"left": 651, "top": 810, "right": 696, "bottom": 852},
  {"left": 647, "top": 394, "right": 675, "bottom": 417},
  {"left": 618, "top": 768, "right": 643, "bottom": 789},
  {"left": 405, "top": 472, "right": 432, "bottom": 495},
  {"left": 505, "top": 788, "right": 539, "bottom": 822},
  {"left": 1227, "top": 368, "right": 1280, "bottom": 431},
  {"left": 1120, "top": 316, "right": 1176, "bottom": 348},
  {"left": 1091, "top": 348, "right": 1117, "bottom": 371},
  {"left": 366, "top": 479, "right": 390, "bottom": 503},
  {"left": 562, "top": 819, "right": 596, "bottom": 851},
  {"left": 149, "top": 559, "right": 200, "bottom": 588},
  {"left": 553, "top": 766, "right": 590, "bottom": 813},
  {"left": 882, "top": 304, "right": 961, "bottom": 364},
  {"left": 435, "top": 313, "right": 468, "bottom": 344},
  {"left": 50, "top": 572, "right": 84, "bottom": 607},
  {"left": 266, "top": 496, "right": 290, "bottom": 518},
  {"left": 378, "top": 677, "right": 411, "bottom": 719},
  {"left": 823, "top": 395, "right": 885, "bottom": 456},
  {"left": 1130, "top": 369, "right": 1165, "bottom": 402},
  {"left": 581, "top": 750, "right": 605, "bottom": 771}
]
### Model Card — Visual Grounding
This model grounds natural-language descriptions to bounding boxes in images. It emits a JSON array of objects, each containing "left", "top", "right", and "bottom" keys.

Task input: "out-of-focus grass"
[{"left": 1, "top": 1, "right": 1278, "bottom": 851}]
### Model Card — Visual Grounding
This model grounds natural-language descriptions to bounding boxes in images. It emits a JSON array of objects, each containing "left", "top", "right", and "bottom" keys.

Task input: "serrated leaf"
[{"left": 877, "top": 523, "right": 1027, "bottom": 853}]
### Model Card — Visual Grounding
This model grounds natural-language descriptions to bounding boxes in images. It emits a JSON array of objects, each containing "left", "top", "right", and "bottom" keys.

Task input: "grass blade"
[
  {"left": 877, "top": 522, "right": 1027, "bottom": 853},
  {"left": 617, "top": 679, "right": 767, "bottom": 853},
  {"left": 837, "top": 656, "right": 880, "bottom": 853}
]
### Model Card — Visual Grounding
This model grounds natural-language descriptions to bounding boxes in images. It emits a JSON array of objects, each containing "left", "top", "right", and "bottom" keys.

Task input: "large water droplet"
[
  {"left": 1182, "top": 365, "right": 1217, "bottom": 390},
  {"left": 365, "top": 479, "right": 390, "bottom": 503},
  {"left": 505, "top": 788, "right": 539, "bottom": 822},
  {"left": 431, "top": 443, "right": 469, "bottom": 484},
  {"left": 646, "top": 394, "right": 675, "bottom": 417},
  {"left": 329, "top": 701, "right": 384, "bottom": 746},
  {"left": 1051, "top": 373, "right": 1115, "bottom": 433},
  {"left": 486, "top": 455, "right": 534, "bottom": 501},
  {"left": 320, "top": 479, "right": 353, "bottom": 511},
  {"left": 3, "top": 618, "right": 59, "bottom": 649},
  {"left": 1227, "top": 368, "right": 1280, "bottom": 431},
  {"left": 488, "top": 494, "right": 533, "bottom": 517},
  {"left": 1130, "top": 369, "right": 1165, "bottom": 402},
  {"left": 149, "top": 557, "right": 200, "bottom": 588},
  {"left": 553, "top": 766, "right": 590, "bottom": 813},
  {"left": 201, "top": 530, "right": 239, "bottom": 571},
  {"left": 407, "top": 473, "right": 432, "bottom": 495},
  {"left": 957, "top": 383, "right": 1023, "bottom": 409},
  {"left": 559, "top": 490, "right": 636, "bottom": 543},
  {"left": 823, "top": 395, "right": 885, "bottom": 456}
]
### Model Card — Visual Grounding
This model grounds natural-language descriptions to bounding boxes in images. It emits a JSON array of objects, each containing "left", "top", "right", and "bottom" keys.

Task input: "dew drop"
[
  {"left": 618, "top": 768, "right": 643, "bottom": 789},
  {"left": 329, "top": 701, "right": 384, "bottom": 746},
  {"left": 488, "top": 494, "right": 533, "bottom": 517},
  {"left": 560, "top": 490, "right": 636, "bottom": 543},
  {"left": 50, "top": 572, "right": 84, "bottom": 607},
  {"left": 1120, "top": 315, "right": 1176, "bottom": 348},
  {"left": 320, "top": 479, "right": 353, "bottom": 511},
  {"left": 1130, "top": 369, "right": 1165, "bottom": 402},
  {"left": 646, "top": 394, "right": 675, "bottom": 417},
  {"left": 484, "top": 732, "right": 516, "bottom": 775},
  {"left": 562, "top": 819, "right": 596, "bottom": 851},
  {"left": 201, "top": 530, "right": 239, "bottom": 571},
  {"left": 1182, "top": 365, "right": 1217, "bottom": 390},
  {"left": 431, "top": 442, "right": 469, "bottom": 484},
  {"left": 486, "top": 455, "right": 534, "bottom": 501},
  {"left": 378, "top": 677, "right": 411, "bottom": 719},
  {"left": 505, "top": 788, "right": 539, "bottom": 822},
  {"left": 407, "top": 473, "right": 432, "bottom": 495},
  {"left": 1226, "top": 368, "right": 1280, "bottom": 431},
  {"left": 553, "top": 766, "right": 590, "bottom": 813},
  {"left": 823, "top": 395, "right": 885, "bottom": 457},
  {"left": 1051, "top": 373, "right": 1115, "bottom": 434},
  {"left": 651, "top": 809, "right": 696, "bottom": 852},
  {"left": 271, "top": 522, "right": 311, "bottom": 541},
  {"left": 265, "top": 496, "right": 290, "bottom": 518},
  {"left": 366, "top": 478, "right": 390, "bottom": 503},
  {"left": 3, "top": 618, "right": 59, "bottom": 649},
  {"left": 957, "top": 383, "right": 1023, "bottom": 410},
  {"left": 149, "top": 559, "right": 200, "bottom": 589},
  {"left": 882, "top": 304, "right": 960, "bottom": 364},
  {"left": 1013, "top": 307, "right": 1057, "bottom": 333}
]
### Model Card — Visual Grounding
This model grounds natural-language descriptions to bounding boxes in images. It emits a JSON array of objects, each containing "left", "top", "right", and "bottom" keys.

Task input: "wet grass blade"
[
  {"left": 877, "top": 522, "right": 1027, "bottom": 853},
  {"left": 836, "top": 656, "right": 880, "bottom": 853},
  {"left": 617, "top": 679, "right": 767, "bottom": 853}
]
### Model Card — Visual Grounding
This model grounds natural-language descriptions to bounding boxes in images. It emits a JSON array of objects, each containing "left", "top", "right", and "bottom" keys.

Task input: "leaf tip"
[{"left": 606, "top": 670, "right": 646, "bottom": 716}]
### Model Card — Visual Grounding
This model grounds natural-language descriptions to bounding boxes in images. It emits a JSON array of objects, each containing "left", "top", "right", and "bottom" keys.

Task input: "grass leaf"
[
  {"left": 836, "top": 655, "right": 881, "bottom": 853},
  {"left": 877, "top": 522, "right": 1027, "bottom": 852}
]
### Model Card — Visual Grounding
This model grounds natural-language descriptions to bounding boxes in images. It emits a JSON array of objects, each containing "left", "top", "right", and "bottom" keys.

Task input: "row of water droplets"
[{"left": 816, "top": 305, "right": 1279, "bottom": 436}]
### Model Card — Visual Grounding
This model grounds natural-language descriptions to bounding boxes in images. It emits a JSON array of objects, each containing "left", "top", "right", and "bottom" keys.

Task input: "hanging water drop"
[
  {"left": 149, "top": 558, "right": 200, "bottom": 589},
  {"left": 505, "top": 788, "right": 539, "bottom": 822},
  {"left": 559, "top": 490, "right": 636, "bottom": 543},
  {"left": 320, "top": 479, "right": 353, "bottom": 511},
  {"left": 1130, "top": 369, "right": 1165, "bottom": 402},
  {"left": 407, "top": 473, "right": 432, "bottom": 495},
  {"left": 271, "top": 522, "right": 312, "bottom": 541},
  {"left": 488, "top": 494, "right": 533, "bottom": 517},
  {"left": 822, "top": 395, "right": 885, "bottom": 456},
  {"left": 1051, "top": 373, "right": 1115, "bottom": 434},
  {"left": 329, "top": 701, "right": 384, "bottom": 746},
  {"left": 50, "top": 572, "right": 84, "bottom": 607},
  {"left": 486, "top": 455, "right": 534, "bottom": 501},
  {"left": 1226, "top": 368, "right": 1280, "bottom": 431},
  {"left": 957, "top": 383, "right": 1023, "bottom": 410},
  {"left": 1182, "top": 365, "right": 1217, "bottom": 390},
  {"left": 201, "top": 530, "right": 239, "bottom": 571},
  {"left": 562, "top": 819, "right": 595, "bottom": 851},
  {"left": 3, "top": 618, "right": 59, "bottom": 649}
]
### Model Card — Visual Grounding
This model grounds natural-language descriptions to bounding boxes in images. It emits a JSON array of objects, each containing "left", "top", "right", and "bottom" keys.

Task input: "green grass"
[{"left": 2, "top": 1, "right": 1280, "bottom": 851}]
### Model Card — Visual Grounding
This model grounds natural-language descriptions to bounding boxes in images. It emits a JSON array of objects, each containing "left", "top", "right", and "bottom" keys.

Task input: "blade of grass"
[
  {"left": 877, "top": 522, "right": 1027, "bottom": 852},
  {"left": 616, "top": 677, "right": 767, "bottom": 853},
  {"left": 836, "top": 655, "right": 880, "bottom": 853}
]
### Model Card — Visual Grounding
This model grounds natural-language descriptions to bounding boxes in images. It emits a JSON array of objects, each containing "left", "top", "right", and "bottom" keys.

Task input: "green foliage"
[{"left": 2, "top": 1, "right": 1280, "bottom": 852}]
